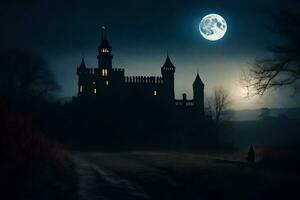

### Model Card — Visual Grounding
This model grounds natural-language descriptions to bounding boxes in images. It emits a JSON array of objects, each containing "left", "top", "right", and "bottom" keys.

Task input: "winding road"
[{"left": 75, "top": 158, "right": 148, "bottom": 200}]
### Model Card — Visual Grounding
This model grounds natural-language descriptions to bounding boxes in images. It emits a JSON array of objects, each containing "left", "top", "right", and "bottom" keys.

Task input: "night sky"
[{"left": 1, "top": 0, "right": 298, "bottom": 109}]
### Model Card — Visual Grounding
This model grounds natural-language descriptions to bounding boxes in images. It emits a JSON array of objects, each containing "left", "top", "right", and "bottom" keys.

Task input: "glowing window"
[
  {"left": 106, "top": 81, "right": 109, "bottom": 85},
  {"left": 94, "top": 88, "right": 97, "bottom": 94},
  {"left": 93, "top": 81, "right": 96, "bottom": 85},
  {"left": 101, "top": 69, "right": 108, "bottom": 76},
  {"left": 79, "top": 85, "right": 83, "bottom": 93},
  {"left": 154, "top": 90, "right": 157, "bottom": 96},
  {"left": 101, "top": 48, "right": 109, "bottom": 53}
]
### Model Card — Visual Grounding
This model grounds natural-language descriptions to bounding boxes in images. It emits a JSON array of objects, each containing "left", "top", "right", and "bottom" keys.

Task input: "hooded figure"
[{"left": 246, "top": 144, "right": 255, "bottom": 163}]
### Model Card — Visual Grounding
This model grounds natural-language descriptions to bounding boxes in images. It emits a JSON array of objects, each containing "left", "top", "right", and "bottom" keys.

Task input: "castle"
[{"left": 73, "top": 26, "right": 205, "bottom": 115}]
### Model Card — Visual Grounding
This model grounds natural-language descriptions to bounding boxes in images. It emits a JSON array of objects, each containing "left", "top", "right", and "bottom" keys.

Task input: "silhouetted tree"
[
  {"left": 246, "top": 144, "right": 255, "bottom": 163},
  {"left": 0, "top": 48, "right": 60, "bottom": 102},
  {"left": 242, "top": 3, "right": 300, "bottom": 95},
  {"left": 206, "top": 87, "right": 231, "bottom": 123},
  {"left": 240, "top": 70, "right": 255, "bottom": 98},
  {"left": 213, "top": 87, "right": 231, "bottom": 123}
]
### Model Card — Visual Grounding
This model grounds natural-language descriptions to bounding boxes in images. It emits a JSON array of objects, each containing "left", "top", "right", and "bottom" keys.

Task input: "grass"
[
  {"left": 78, "top": 151, "right": 300, "bottom": 200},
  {"left": 0, "top": 104, "right": 78, "bottom": 200}
]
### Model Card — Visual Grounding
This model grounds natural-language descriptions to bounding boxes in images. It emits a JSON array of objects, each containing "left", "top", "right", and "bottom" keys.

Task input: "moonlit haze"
[{"left": 2, "top": 0, "right": 299, "bottom": 110}]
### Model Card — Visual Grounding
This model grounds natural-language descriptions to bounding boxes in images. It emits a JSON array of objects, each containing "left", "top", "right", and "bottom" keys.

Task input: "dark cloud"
[{"left": 0, "top": 0, "right": 281, "bottom": 50}]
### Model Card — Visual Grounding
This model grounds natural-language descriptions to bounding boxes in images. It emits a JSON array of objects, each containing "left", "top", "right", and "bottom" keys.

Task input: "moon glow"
[{"left": 199, "top": 14, "right": 227, "bottom": 41}]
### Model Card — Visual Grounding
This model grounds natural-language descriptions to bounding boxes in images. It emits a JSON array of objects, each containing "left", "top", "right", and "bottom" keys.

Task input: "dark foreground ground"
[
  {"left": 2, "top": 105, "right": 298, "bottom": 200},
  {"left": 78, "top": 150, "right": 300, "bottom": 200}
]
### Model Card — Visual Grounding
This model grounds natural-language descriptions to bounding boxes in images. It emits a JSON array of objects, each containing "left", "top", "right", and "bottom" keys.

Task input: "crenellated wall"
[
  {"left": 112, "top": 68, "right": 125, "bottom": 73},
  {"left": 76, "top": 57, "right": 202, "bottom": 111},
  {"left": 125, "top": 76, "right": 163, "bottom": 84},
  {"left": 175, "top": 100, "right": 194, "bottom": 106}
]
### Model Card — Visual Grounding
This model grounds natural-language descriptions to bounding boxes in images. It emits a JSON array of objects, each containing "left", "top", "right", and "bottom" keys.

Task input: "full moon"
[{"left": 199, "top": 14, "right": 227, "bottom": 41}]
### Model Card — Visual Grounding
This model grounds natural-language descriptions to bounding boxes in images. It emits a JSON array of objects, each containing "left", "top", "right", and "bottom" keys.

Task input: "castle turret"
[
  {"left": 77, "top": 58, "right": 87, "bottom": 96},
  {"left": 193, "top": 73, "right": 204, "bottom": 114},
  {"left": 161, "top": 56, "right": 175, "bottom": 102},
  {"left": 78, "top": 58, "right": 86, "bottom": 69},
  {"left": 97, "top": 25, "right": 113, "bottom": 70}
]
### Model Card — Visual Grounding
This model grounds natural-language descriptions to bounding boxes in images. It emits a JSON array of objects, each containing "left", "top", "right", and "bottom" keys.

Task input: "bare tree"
[
  {"left": 207, "top": 87, "right": 231, "bottom": 123},
  {"left": 0, "top": 48, "right": 60, "bottom": 100},
  {"left": 240, "top": 70, "right": 255, "bottom": 98},
  {"left": 242, "top": 4, "right": 300, "bottom": 96},
  {"left": 214, "top": 87, "right": 231, "bottom": 123}
]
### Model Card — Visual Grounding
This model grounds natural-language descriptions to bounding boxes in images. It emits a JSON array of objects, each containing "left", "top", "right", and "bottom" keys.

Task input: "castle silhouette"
[{"left": 72, "top": 26, "right": 205, "bottom": 115}]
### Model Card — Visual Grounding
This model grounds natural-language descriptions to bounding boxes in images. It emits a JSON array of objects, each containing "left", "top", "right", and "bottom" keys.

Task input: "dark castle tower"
[
  {"left": 97, "top": 26, "right": 113, "bottom": 70},
  {"left": 77, "top": 58, "right": 87, "bottom": 96},
  {"left": 161, "top": 56, "right": 175, "bottom": 103},
  {"left": 193, "top": 73, "right": 204, "bottom": 114}
]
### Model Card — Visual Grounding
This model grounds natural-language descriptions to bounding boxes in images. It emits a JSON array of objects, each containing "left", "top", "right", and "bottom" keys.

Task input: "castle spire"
[
  {"left": 79, "top": 58, "right": 86, "bottom": 68},
  {"left": 193, "top": 73, "right": 205, "bottom": 114},
  {"left": 161, "top": 55, "right": 176, "bottom": 102},
  {"left": 98, "top": 25, "right": 113, "bottom": 68},
  {"left": 193, "top": 73, "right": 204, "bottom": 86},
  {"left": 101, "top": 25, "right": 107, "bottom": 41},
  {"left": 162, "top": 55, "right": 175, "bottom": 68},
  {"left": 99, "top": 25, "right": 111, "bottom": 49}
]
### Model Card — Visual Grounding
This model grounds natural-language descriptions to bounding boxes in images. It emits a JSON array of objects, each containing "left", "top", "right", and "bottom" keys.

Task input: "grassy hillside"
[
  {"left": 0, "top": 104, "right": 78, "bottom": 200},
  {"left": 79, "top": 151, "right": 300, "bottom": 200}
]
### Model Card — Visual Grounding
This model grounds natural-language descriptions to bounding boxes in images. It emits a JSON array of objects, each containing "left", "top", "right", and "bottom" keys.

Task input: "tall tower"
[
  {"left": 77, "top": 58, "right": 87, "bottom": 96},
  {"left": 193, "top": 73, "right": 205, "bottom": 114},
  {"left": 161, "top": 56, "right": 175, "bottom": 103},
  {"left": 97, "top": 25, "right": 113, "bottom": 69}
]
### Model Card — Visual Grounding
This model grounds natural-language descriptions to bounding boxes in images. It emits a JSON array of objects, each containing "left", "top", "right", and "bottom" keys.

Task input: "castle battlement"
[
  {"left": 112, "top": 68, "right": 125, "bottom": 72},
  {"left": 175, "top": 99, "right": 194, "bottom": 107},
  {"left": 125, "top": 76, "right": 163, "bottom": 84}
]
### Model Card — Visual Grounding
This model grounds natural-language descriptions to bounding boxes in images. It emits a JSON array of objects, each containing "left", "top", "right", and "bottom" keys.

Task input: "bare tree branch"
[
  {"left": 242, "top": 5, "right": 300, "bottom": 96},
  {"left": 211, "top": 87, "right": 231, "bottom": 123}
]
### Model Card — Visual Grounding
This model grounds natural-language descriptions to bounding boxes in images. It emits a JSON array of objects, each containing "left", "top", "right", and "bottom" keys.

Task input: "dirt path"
[{"left": 75, "top": 158, "right": 148, "bottom": 200}]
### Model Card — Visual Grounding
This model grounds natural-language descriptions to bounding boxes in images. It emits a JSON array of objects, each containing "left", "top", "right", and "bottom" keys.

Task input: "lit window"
[
  {"left": 79, "top": 85, "right": 83, "bottom": 93},
  {"left": 92, "top": 81, "right": 96, "bottom": 85},
  {"left": 154, "top": 90, "right": 157, "bottom": 96},
  {"left": 106, "top": 81, "right": 109, "bottom": 85},
  {"left": 94, "top": 88, "right": 97, "bottom": 94},
  {"left": 101, "top": 69, "right": 108, "bottom": 76},
  {"left": 101, "top": 48, "right": 109, "bottom": 53}
]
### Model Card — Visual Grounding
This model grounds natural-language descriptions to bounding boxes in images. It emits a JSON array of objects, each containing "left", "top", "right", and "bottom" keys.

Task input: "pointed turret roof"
[
  {"left": 99, "top": 25, "right": 111, "bottom": 49},
  {"left": 162, "top": 55, "right": 175, "bottom": 68},
  {"left": 193, "top": 73, "right": 204, "bottom": 86},
  {"left": 79, "top": 58, "right": 86, "bottom": 68}
]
